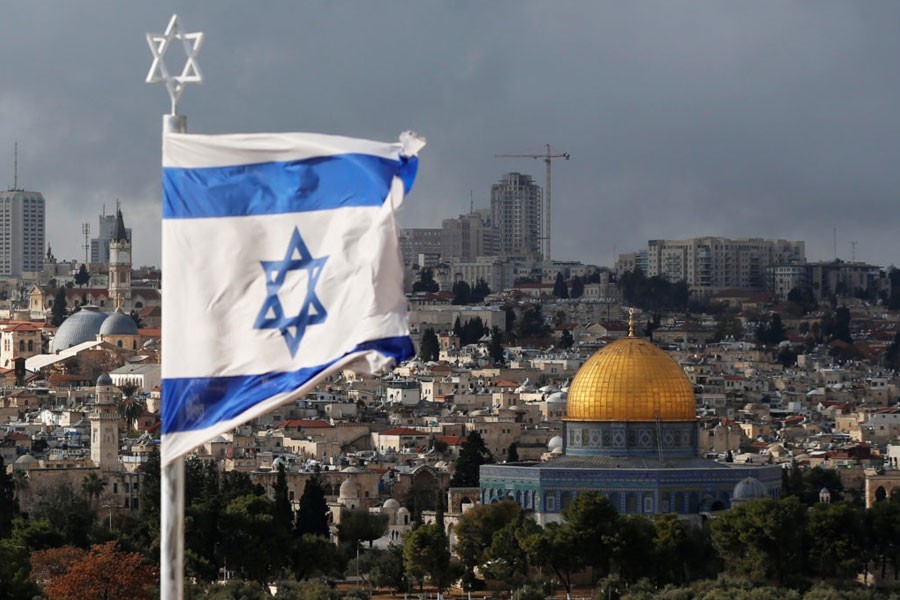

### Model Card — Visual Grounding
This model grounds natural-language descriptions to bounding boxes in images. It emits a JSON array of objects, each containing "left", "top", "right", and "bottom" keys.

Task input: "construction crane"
[{"left": 496, "top": 144, "right": 570, "bottom": 262}]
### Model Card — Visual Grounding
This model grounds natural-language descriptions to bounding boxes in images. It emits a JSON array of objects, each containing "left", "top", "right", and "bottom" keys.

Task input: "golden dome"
[{"left": 565, "top": 336, "right": 696, "bottom": 422}]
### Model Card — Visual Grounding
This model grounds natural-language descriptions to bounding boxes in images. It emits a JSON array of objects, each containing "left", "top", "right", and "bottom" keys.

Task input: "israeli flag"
[{"left": 161, "top": 131, "right": 424, "bottom": 465}]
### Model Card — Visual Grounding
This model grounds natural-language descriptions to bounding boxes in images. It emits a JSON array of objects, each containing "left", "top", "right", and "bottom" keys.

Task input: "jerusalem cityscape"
[{"left": 3, "top": 4, "right": 900, "bottom": 600}]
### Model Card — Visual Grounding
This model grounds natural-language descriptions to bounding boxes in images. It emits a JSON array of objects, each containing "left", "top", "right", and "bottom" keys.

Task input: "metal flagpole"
[{"left": 145, "top": 14, "right": 203, "bottom": 600}]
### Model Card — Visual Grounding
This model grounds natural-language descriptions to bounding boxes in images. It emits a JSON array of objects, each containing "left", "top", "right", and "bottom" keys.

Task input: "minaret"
[
  {"left": 90, "top": 373, "right": 120, "bottom": 472},
  {"left": 108, "top": 206, "right": 132, "bottom": 311}
]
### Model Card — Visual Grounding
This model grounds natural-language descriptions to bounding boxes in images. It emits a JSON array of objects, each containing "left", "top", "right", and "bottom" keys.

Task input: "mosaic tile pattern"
[{"left": 566, "top": 337, "right": 696, "bottom": 422}]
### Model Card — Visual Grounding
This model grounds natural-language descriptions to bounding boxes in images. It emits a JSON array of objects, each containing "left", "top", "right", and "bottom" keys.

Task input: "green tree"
[
  {"left": 521, "top": 521, "right": 582, "bottom": 600},
  {"left": 0, "top": 539, "right": 42, "bottom": 599},
  {"left": 368, "top": 544, "right": 408, "bottom": 594},
  {"left": 561, "top": 491, "right": 620, "bottom": 580},
  {"left": 450, "top": 431, "right": 493, "bottom": 487},
  {"left": 518, "top": 305, "right": 549, "bottom": 340},
  {"left": 711, "top": 496, "right": 807, "bottom": 585},
  {"left": 74, "top": 264, "right": 91, "bottom": 287},
  {"left": 558, "top": 329, "right": 574, "bottom": 349},
  {"left": 0, "top": 455, "right": 17, "bottom": 538},
  {"left": 219, "top": 494, "right": 288, "bottom": 584},
  {"left": 419, "top": 328, "right": 439, "bottom": 362},
  {"left": 451, "top": 280, "right": 471, "bottom": 305},
  {"left": 338, "top": 509, "right": 388, "bottom": 549},
  {"left": 470, "top": 279, "right": 491, "bottom": 303},
  {"left": 611, "top": 515, "right": 656, "bottom": 584},
  {"left": 884, "top": 331, "right": 900, "bottom": 370},
  {"left": 488, "top": 326, "right": 505, "bottom": 365},
  {"left": 29, "top": 480, "right": 97, "bottom": 549},
  {"left": 506, "top": 442, "right": 519, "bottom": 463},
  {"left": 273, "top": 463, "right": 293, "bottom": 531},
  {"left": 291, "top": 533, "right": 342, "bottom": 582},
  {"left": 481, "top": 512, "right": 539, "bottom": 587},
  {"left": 453, "top": 499, "right": 521, "bottom": 580},
  {"left": 403, "top": 523, "right": 453, "bottom": 594},
  {"left": 411, "top": 268, "right": 439, "bottom": 293},
  {"left": 296, "top": 475, "right": 329, "bottom": 539},
  {"left": 80, "top": 473, "right": 107, "bottom": 508},
  {"left": 570, "top": 275, "right": 584, "bottom": 299},
  {"left": 865, "top": 500, "right": 900, "bottom": 581},
  {"left": 807, "top": 502, "right": 865, "bottom": 581},
  {"left": 51, "top": 287, "right": 68, "bottom": 327},
  {"left": 552, "top": 272, "right": 569, "bottom": 299}
]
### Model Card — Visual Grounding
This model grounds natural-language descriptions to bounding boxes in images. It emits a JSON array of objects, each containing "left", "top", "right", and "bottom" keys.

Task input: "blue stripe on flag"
[
  {"left": 163, "top": 153, "right": 419, "bottom": 219},
  {"left": 161, "top": 336, "right": 414, "bottom": 434}
]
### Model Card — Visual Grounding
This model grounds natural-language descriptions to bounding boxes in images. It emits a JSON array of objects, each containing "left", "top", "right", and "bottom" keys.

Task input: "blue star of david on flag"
[{"left": 254, "top": 227, "right": 328, "bottom": 356}]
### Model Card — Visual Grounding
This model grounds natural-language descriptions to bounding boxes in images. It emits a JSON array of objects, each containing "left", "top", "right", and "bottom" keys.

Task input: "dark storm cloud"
[{"left": 1, "top": 2, "right": 899, "bottom": 267}]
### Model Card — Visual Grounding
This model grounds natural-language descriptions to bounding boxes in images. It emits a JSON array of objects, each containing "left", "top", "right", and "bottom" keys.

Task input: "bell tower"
[
  {"left": 90, "top": 373, "right": 120, "bottom": 472},
  {"left": 108, "top": 206, "right": 132, "bottom": 311}
]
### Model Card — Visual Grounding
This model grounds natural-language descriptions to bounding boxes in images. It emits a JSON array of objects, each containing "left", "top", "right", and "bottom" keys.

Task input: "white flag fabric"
[{"left": 161, "top": 131, "right": 424, "bottom": 465}]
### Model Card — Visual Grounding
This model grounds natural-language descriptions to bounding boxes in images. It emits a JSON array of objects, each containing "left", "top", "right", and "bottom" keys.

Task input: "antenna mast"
[
  {"left": 82, "top": 223, "right": 91, "bottom": 265},
  {"left": 13, "top": 141, "right": 18, "bottom": 190}
]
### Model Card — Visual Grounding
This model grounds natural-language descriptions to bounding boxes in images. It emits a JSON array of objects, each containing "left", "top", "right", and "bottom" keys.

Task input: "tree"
[
  {"left": 558, "top": 329, "right": 574, "bottom": 349},
  {"left": 611, "top": 515, "right": 655, "bottom": 584},
  {"left": 481, "top": 512, "right": 539, "bottom": 587},
  {"left": 552, "top": 273, "right": 569, "bottom": 299},
  {"left": 74, "top": 264, "right": 91, "bottom": 287},
  {"left": 296, "top": 475, "right": 330, "bottom": 539},
  {"left": 450, "top": 431, "right": 493, "bottom": 487},
  {"left": 43, "top": 541, "right": 157, "bottom": 600},
  {"left": 470, "top": 279, "right": 491, "bottom": 303},
  {"left": 51, "top": 287, "right": 68, "bottom": 327},
  {"left": 807, "top": 502, "right": 865, "bottom": 580},
  {"left": 29, "top": 545, "right": 87, "bottom": 586},
  {"left": 273, "top": 463, "right": 293, "bottom": 531},
  {"left": 569, "top": 275, "right": 584, "bottom": 299},
  {"left": 755, "top": 312, "right": 786, "bottom": 347},
  {"left": 884, "top": 331, "right": 900, "bottom": 370},
  {"left": 80, "top": 473, "right": 107, "bottom": 508},
  {"left": 28, "top": 480, "right": 96, "bottom": 549},
  {"left": 118, "top": 395, "right": 146, "bottom": 431},
  {"left": 518, "top": 305, "right": 549, "bottom": 340},
  {"left": 710, "top": 496, "right": 807, "bottom": 584},
  {"left": 0, "top": 455, "right": 17, "bottom": 538},
  {"left": 0, "top": 540, "right": 41, "bottom": 599},
  {"left": 412, "top": 268, "right": 439, "bottom": 293},
  {"left": 521, "top": 522, "right": 582, "bottom": 600},
  {"left": 560, "top": 491, "right": 620, "bottom": 580},
  {"left": 403, "top": 523, "right": 453, "bottom": 594},
  {"left": 291, "top": 533, "right": 342, "bottom": 582},
  {"left": 506, "top": 442, "right": 519, "bottom": 463},
  {"left": 451, "top": 280, "right": 471, "bottom": 305},
  {"left": 419, "top": 328, "right": 439, "bottom": 362},
  {"left": 488, "top": 327, "right": 505, "bottom": 365},
  {"left": 454, "top": 500, "right": 521, "bottom": 580},
  {"left": 368, "top": 544, "right": 409, "bottom": 594},
  {"left": 337, "top": 509, "right": 388, "bottom": 549},
  {"left": 219, "top": 494, "right": 289, "bottom": 584},
  {"left": 865, "top": 499, "right": 900, "bottom": 581}
]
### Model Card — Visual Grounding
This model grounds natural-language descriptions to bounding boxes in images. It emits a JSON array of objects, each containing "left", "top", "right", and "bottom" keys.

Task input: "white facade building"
[{"left": 0, "top": 189, "right": 45, "bottom": 276}]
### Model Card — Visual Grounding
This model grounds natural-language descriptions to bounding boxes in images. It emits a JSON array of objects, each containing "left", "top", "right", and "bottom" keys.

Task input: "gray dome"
[
  {"left": 548, "top": 435, "right": 564, "bottom": 451},
  {"left": 99, "top": 310, "right": 138, "bottom": 336},
  {"left": 97, "top": 373, "right": 113, "bottom": 386},
  {"left": 51, "top": 307, "right": 107, "bottom": 352},
  {"left": 733, "top": 477, "right": 767, "bottom": 502}
]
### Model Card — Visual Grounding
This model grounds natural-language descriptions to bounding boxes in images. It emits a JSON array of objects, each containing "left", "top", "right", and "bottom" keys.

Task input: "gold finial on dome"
[{"left": 628, "top": 307, "right": 635, "bottom": 337}]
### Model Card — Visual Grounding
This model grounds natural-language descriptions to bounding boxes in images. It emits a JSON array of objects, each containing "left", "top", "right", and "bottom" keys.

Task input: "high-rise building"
[
  {"left": 0, "top": 189, "right": 45, "bottom": 277},
  {"left": 440, "top": 209, "right": 498, "bottom": 263},
  {"left": 491, "top": 172, "right": 542, "bottom": 261},
  {"left": 645, "top": 237, "right": 805, "bottom": 293},
  {"left": 398, "top": 228, "right": 442, "bottom": 268},
  {"left": 90, "top": 209, "right": 132, "bottom": 264}
]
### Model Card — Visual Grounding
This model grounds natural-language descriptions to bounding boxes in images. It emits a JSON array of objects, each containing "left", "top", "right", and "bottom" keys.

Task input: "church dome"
[
  {"left": 565, "top": 336, "right": 696, "bottom": 422},
  {"left": 99, "top": 310, "right": 138, "bottom": 336},
  {"left": 51, "top": 306, "right": 108, "bottom": 352}
]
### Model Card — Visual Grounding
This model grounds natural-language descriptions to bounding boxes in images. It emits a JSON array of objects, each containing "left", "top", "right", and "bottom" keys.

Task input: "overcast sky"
[{"left": 2, "top": 2, "right": 899, "bottom": 268}]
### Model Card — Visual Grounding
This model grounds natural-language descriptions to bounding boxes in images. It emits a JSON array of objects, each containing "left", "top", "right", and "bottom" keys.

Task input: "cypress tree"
[{"left": 295, "top": 473, "right": 329, "bottom": 538}]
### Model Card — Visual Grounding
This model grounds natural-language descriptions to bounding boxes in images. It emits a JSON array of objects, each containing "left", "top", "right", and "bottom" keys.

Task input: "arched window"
[
  {"left": 875, "top": 486, "right": 887, "bottom": 502},
  {"left": 27, "top": 340, "right": 33, "bottom": 352},
  {"left": 18, "top": 340, "right": 25, "bottom": 352},
  {"left": 117, "top": 340, "right": 123, "bottom": 348}
]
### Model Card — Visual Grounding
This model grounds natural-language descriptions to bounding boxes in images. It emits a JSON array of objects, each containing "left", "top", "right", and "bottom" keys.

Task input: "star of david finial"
[
  {"left": 254, "top": 228, "right": 329, "bottom": 357},
  {"left": 146, "top": 14, "right": 204, "bottom": 115}
]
